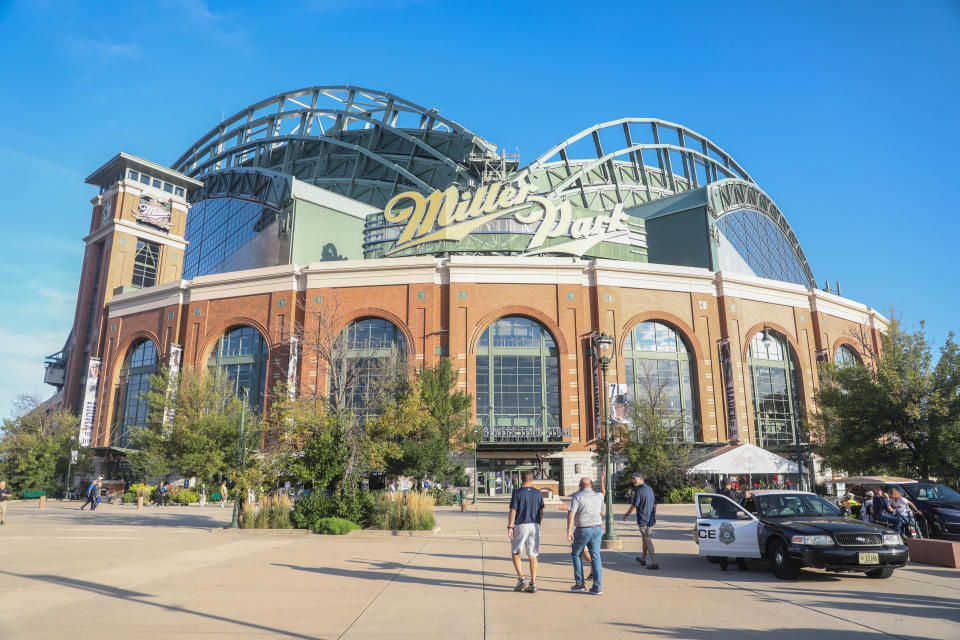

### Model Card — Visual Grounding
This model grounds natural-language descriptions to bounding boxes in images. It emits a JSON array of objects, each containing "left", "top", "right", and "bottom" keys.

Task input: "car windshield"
[
  {"left": 902, "top": 483, "right": 960, "bottom": 503},
  {"left": 756, "top": 493, "right": 842, "bottom": 518}
]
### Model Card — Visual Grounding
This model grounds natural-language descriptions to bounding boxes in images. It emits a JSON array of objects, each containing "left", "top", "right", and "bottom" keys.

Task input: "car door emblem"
[{"left": 719, "top": 522, "right": 736, "bottom": 545}]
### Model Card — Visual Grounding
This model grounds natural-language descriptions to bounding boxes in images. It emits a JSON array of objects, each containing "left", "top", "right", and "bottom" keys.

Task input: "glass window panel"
[
  {"left": 836, "top": 345, "right": 859, "bottom": 367},
  {"left": 475, "top": 316, "right": 560, "bottom": 442},
  {"left": 624, "top": 321, "right": 698, "bottom": 441}
]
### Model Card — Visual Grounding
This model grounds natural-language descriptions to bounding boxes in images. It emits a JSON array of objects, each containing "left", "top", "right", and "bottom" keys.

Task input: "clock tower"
[{"left": 58, "top": 153, "right": 202, "bottom": 446}]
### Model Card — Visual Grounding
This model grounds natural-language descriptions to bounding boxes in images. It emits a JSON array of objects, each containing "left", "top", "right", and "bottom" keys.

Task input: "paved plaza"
[{"left": 0, "top": 499, "right": 957, "bottom": 639}]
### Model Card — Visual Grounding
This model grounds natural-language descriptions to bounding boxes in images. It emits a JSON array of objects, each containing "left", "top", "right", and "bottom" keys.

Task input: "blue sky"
[{"left": 0, "top": 0, "right": 957, "bottom": 417}]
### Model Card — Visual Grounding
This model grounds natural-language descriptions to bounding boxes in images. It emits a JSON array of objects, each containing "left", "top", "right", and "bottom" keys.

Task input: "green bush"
[
  {"left": 172, "top": 489, "right": 199, "bottom": 504},
  {"left": 291, "top": 490, "right": 377, "bottom": 530},
  {"left": 123, "top": 483, "right": 155, "bottom": 503},
  {"left": 313, "top": 517, "right": 360, "bottom": 535},
  {"left": 428, "top": 487, "right": 458, "bottom": 506},
  {"left": 665, "top": 487, "right": 699, "bottom": 504}
]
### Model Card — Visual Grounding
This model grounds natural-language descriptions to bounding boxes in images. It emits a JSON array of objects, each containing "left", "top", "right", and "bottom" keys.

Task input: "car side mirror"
[{"left": 736, "top": 511, "right": 752, "bottom": 520}]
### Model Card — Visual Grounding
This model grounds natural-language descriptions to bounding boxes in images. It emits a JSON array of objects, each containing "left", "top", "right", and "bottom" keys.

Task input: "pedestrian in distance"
[
  {"left": 0, "top": 480, "right": 12, "bottom": 525},
  {"left": 507, "top": 470, "right": 544, "bottom": 593},
  {"left": 199, "top": 483, "right": 207, "bottom": 508},
  {"left": 220, "top": 481, "right": 228, "bottom": 508},
  {"left": 567, "top": 473, "right": 606, "bottom": 595},
  {"left": 80, "top": 479, "right": 98, "bottom": 510},
  {"left": 622, "top": 471, "right": 659, "bottom": 570}
]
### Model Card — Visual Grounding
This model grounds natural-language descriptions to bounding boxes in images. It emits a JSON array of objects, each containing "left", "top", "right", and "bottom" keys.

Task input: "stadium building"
[{"left": 45, "top": 86, "right": 886, "bottom": 495}]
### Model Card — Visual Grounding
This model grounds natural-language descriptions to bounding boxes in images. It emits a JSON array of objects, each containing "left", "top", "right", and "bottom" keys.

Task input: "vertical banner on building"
[
  {"left": 78, "top": 357, "right": 101, "bottom": 447},
  {"left": 287, "top": 335, "right": 300, "bottom": 400},
  {"left": 718, "top": 338, "right": 739, "bottom": 441},
  {"left": 592, "top": 356, "right": 601, "bottom": 441},
  {"left": 162, "top": 344, "right": 183, "bottom": 427}
]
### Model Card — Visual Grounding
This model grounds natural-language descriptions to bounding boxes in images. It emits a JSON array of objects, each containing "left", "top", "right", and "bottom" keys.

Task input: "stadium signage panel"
[{"left": 382, "top": 181, "right": 630, "bottom": 256}]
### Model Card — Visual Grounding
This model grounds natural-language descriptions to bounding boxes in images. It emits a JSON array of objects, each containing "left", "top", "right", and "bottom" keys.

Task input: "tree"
[
  {"left": 391, "top": 359, "right": 476, "bottom": 485},
  {"left": 282, "top": 296, "right": 414, "bottom": 495},
  {"left": 811, "top": 319, "right": 960, "bottom": 481},
  {"left": 263, "top": 382, "right": 391, "bottom": 493},
  {"left": 129, "top": 367, "right": 258, "bottom": 484},
  {"left": 0, "top": 395, "right": 83, "bottom": 496},
  {"left": 604, "top": 368, "right": 694, "bottom": 500}
]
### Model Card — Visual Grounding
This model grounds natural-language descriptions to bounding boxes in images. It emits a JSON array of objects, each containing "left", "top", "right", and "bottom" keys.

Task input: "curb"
[
  {"left": 347, "top": 526, "right": 442, "bottom": 538},
  {"left": 210, "top": 528, "right": 310, "bottom": 535}
]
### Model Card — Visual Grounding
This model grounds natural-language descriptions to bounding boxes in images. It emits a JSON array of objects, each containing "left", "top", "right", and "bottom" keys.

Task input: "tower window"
[{"left": 132, "top": 240, "right": 160, "bottom": 289}]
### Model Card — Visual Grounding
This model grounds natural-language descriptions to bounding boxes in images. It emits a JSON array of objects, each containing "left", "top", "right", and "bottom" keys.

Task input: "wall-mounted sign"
[
  {"left": 375, "top": 180, "right": 642, "bottom": 259},
  {"left": 135, "top": 195, "right": 173, "bottom": 231}
]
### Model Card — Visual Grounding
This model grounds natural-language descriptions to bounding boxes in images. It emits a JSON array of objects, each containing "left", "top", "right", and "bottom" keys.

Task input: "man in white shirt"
[{"left": 566, "top": 475, "right": 605, "bottom": 595}]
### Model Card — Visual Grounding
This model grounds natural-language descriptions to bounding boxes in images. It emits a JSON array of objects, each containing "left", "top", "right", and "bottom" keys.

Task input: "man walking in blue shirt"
[
  {"left": 622, "top": 471, "right": 659, "bottom": 570},
  {"left": 507, "top": 470, "right": 544, "bottom": 593}
]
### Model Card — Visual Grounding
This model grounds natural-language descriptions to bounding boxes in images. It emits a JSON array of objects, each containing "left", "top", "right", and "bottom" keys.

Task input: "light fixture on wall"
[{"left": 761, "top": 325, "right": 774, "bottom": 348}]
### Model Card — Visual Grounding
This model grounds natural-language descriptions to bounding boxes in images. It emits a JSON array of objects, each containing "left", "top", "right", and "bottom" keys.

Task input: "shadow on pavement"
[
  {"left": 903, "top": 565, "right": 960, "bottom": 579},
  {"left": 607, "top": 623, "right": 931, "bottom": 639},
  {"left": 746, "top": 585, "right": 960, "bottom": 624},
  {"left": 0, "top": 569, "right": 322, "bottom": 640}
]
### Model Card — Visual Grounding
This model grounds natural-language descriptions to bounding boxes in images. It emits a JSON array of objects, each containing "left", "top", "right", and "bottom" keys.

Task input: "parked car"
[
  {"left": 845, "top": 478, "right": 960, "bottom": 539},
  {"left": 694, "top": 490, "right": 908, "bottom": 579}
]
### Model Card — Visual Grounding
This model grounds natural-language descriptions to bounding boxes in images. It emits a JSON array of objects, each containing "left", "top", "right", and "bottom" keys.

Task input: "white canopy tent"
[{"left": 688, "top": 443, "right": 798, "bottom": 476}]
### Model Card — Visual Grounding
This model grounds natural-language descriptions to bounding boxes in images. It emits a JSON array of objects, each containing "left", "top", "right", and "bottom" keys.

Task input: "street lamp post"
[
  {"left": 472, "top": 444, "right": 478, "bottom": 505},
  {"left": 63, "top": 435, "right": 76, "bottom": 500},
  {"left": 591, "top": 332, "right": 621, "bottom": 550},
  {"left": 228, "top": 388, "right": 248, "bottom": 529}
]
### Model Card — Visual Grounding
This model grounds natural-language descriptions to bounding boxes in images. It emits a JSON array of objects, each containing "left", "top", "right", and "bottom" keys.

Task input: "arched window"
[
  {"left": 623, "top": 321, "right": 698, "bottom": 442},
  {"left": 747, "top": 330, "right": 803, "bottom": 449},
  {"left": 835, "top": 344, "right": 860, "bottom": 367},
  {"left": 331, "top": 318, "right": 407, "bottom": 414},
  {"left": 208, "top": 326, "right": 269, "bottom": 412},
  {"left": 475, "top": 316, "right": 561, "bottom": 443},
  {"left": 113, "top": 339, "right": 158, "bottom": 448}
]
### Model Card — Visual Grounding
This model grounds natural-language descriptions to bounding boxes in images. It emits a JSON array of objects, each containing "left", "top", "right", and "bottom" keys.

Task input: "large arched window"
[
  {"left": 475, "top": 316, "right": 561, "bottom": 444},
  {"left": 623, "top": 321, "right": 698, "bottom": 442},
  {"left": 747, "top": 329, "right": 803, "bottom": 449},
  {"left": 113, "top": 339, "right": 158, "bottom": 448},
  {"left": 208, "top": 326, "right": 269, "bottom": 412},
  {"left": 331, "top": 317, "right": 407, "bottom": 415},
  {"left": 835, "top": 344, "right": 860, "bottom": 367}
]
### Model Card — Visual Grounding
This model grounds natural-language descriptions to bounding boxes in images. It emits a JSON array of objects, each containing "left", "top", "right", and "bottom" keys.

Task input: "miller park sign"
[{"left": 362, "top": 180, "right": 648, "bottom": 261}]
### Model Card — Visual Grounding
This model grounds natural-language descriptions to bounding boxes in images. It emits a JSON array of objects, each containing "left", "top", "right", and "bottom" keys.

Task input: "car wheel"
[
  {"left": 865, "top": 567, "right": 894, "bottom": 579},
  {"left": 768, "top": 538, "right": 800, "bottom": 579}
]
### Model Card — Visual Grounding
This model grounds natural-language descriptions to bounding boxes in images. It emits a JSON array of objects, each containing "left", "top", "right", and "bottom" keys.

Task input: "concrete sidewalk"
[{"left": 0, "top": 499, "right": 957, "bottom": 639}]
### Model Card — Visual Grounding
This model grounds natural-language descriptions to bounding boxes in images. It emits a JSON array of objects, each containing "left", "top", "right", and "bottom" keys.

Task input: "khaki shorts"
[
  {"left": 638, "top": 524, "right": 653, "bottom": 540},
  {"left": 0, "top": 501, "right": 6, "bottom": 518},
  {"left": 511, "top": 523, "right": 540, "bottom": 557}
]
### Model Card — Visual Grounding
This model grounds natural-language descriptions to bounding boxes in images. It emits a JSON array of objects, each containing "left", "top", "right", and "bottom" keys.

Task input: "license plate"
[{"left": 858, "top": 552, "right": 879, "bottom": 565}]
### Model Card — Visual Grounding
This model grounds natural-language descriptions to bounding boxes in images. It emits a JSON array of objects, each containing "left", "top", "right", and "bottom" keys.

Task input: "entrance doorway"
[{"left": 476, "top": 458, "right": 560, "bottom": 497}]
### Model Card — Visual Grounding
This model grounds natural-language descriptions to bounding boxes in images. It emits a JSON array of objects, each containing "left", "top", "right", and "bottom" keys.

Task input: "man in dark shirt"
[
  {"left": 622, "top": 472, "right": 659, "bottom": 570},
  {"left": 507, "top": 470, "right": 544, "bottom": 593}
]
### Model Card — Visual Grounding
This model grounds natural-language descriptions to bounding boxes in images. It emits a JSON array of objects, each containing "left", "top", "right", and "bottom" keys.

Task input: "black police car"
[{"left": 695, "top": 490, "right": 908, "bottom": 579}]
